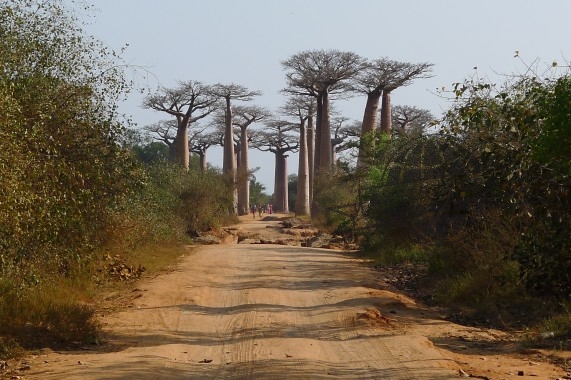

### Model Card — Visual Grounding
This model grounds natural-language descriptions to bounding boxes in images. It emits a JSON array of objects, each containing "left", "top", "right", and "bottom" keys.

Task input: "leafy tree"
[
  {"left": 249, "top": 177, "right": 271, "bottom": 209},
  {"left": 0, "top": 0, "right": 141, "bottom": 271},
  {"left": 437, "top": 70, "right": 571, "bottom": 298},
  {"left": 133, "top": 141, "right": 169, "bottom": 164}
]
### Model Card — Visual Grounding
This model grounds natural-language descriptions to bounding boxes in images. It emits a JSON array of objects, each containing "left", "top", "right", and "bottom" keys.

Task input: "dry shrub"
[
  {"left": 0, "top": 277, "right": 98, "bottom": 353},
  {"left": 429, "top": 209, "right": 523, "bottom": 309}
]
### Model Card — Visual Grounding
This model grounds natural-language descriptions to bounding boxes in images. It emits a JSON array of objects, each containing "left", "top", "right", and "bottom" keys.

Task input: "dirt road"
[{"left": 23, "top": 216, "right": 568, "bottom": 379}]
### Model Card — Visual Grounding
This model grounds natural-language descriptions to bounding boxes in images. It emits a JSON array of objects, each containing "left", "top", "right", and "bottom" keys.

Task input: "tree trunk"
[
  {"left": 307, "top": 114, "right": 315, "bottom": 212},
  {"left": 361, "top": 90, "right": 381, "bottom": 135},
  {"left": 319, "top": 88, "right": 332, "bottom": 171},
  {"left": 222, "top": 98, "right": 237, "bottom": 214},
  {"left": 175, "top": 125, "right": 189, "bottom": 168},
  {"left": 313, "top": 94, "right": 323, "bottom": 175},
  {"left": 274, "top": 153, "right": 283, "bottom": 212},
  {"left": 311, "top": 95, "right": 323, "bottom": 217},
  {"left": 283, "top": 156, "right": 289, "bottom": 213},
  {"left": 223, "top": 99, "right": 235, "bottom": 173},
  {"left": 274, "top": 152, "right": 289, "bottom": 213},
  {"left": 237, "top": 127, "right": 250, "bottom": 216},
  {"left": 199, "top": 151, "right": 207, "bottom": 173},
  {"left": 380, "top": 90, "right": 392, "bottom": 134},
  {"left": 295, "top": 120, "right": 310, "bottom": 216}
]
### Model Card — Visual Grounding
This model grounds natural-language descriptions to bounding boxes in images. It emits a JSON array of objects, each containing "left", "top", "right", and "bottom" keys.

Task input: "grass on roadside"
[{"left": 0, "top": 242, "right": 191, "bottom": 360}]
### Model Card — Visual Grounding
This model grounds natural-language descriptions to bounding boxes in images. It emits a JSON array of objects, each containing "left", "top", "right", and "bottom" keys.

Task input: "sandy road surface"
[{"left": 22, "top": 216, "right": 568, "bottom": 379}]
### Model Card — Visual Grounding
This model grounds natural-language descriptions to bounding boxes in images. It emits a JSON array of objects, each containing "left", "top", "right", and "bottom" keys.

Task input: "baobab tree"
[
  {"left": 232, "top": 105, "right": 271, "bottom": 215},
  {"left": 330, "top": 116, "right": 360, "bottom": 165},
  {"left": 282, "top": 50, "right": 364, "bottom": 174},
  {"left": 188, "top": 127, "right": 219, "bottom": 173},
  {"left": 352, "top": 58, "right": 403, "bottom": 136},
  {"left": 281, "top": 96, "right": 315, "bottom": 216},
  {"left": 143, "top": 119, "right": 177, "bottom": 161},
  {"left": 352, "top": 58, "right": 432, "bottom": 164},
  {"left": 390, "top": 105, "right": 435, "bottom": 136},
  {"left": 378, "top": 62, "right": 433, "bottom": 134},
  {"left": 254, "top": 120, "right": 299, "bottom": 213},
  {"left": 211, "top": 83, "right": 261, "bottom": 213},
  {"left": 142, "top": 80, "right": 218, "bottom": 168}
]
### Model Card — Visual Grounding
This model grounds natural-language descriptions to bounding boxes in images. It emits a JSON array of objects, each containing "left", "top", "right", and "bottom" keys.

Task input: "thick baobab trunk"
[
  {"left": 295, "top": 120, "right": 310, "bottom": 216},
  {"left": 223, "top": 100, "right": 235, "bottom": 172},
  {"left": 357, "top": 90, "right": 382, "bottom": 168},
  {"left": 313, "top": 94, "right": 323, "bottom": 175},
  {"left": 307, "top": 114, "right": 315, "bottom": 211},
  {"left": 237, "top": 127, "right": 250, "bottom": 216},
  {"left": 274, "top": 154, "right": 283, "bottom": 212},
  {"left": 319, "top": 89, "right": 332, "bottom": 171},
  {"left": 223, "top": 101, "right": 236, "bottom": 205},
  {"left": 175, "top": 126, "right": 190, "bottom": 168},
  {"left": 361, "top": 90, "right": 381, "bottom": 135},
  {"left": 283, "top": 156, "right": 288, "bottom": 213},
  {"left": 199, "top": 151, "right": 207, "bottom": 173},
  {"left": 222, "top": 98, "right": 237, "bottom": 214},
  {"left": 380, "top": 90, "right": 392, "bottom": 134},
  {"left": 274, "top": 152, "right": 289, "bottom": 213},
  {"left": 311, "top": 95, "right": 323, "bottom": 217}
]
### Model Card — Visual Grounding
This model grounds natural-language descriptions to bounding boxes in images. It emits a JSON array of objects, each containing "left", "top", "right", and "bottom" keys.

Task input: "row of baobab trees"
[{"left": 141, "top": 49, "right": 434, "bottom": 217}]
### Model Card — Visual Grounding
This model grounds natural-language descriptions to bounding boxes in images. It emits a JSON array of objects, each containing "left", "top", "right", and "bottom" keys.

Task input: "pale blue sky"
[{"left": 81, "top": 0, "right": 571, "bottom": 191}]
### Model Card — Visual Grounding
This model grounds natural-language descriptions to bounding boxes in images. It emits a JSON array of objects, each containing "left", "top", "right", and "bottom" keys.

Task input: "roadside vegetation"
[
  {"left": 317, "top": 67, "right": 571, "bottom": 342},
  {"left": 0, "top": 0, "right": 234, "bottom": 359}
]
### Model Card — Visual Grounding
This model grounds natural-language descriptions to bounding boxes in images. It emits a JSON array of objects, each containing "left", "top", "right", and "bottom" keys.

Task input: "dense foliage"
[
  {"left": 439, "top": 74, "right": 571, "bottom": 298},
  {"left": 358, "top": 69, "right": 571, "bottom": 308},
  {"left": 0, "top": 0, "right": 235, "bottom": 355},
  {"left": 0, "top": 0, "right": 141, "bottom": 275}
]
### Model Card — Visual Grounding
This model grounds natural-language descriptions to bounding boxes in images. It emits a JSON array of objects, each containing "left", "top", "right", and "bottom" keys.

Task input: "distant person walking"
[
  {"left": 258, "top": 205, "right": 263, "bottom": 218},
  {"left": 251, "top": 205, "right": 256, "bottom": 219}
]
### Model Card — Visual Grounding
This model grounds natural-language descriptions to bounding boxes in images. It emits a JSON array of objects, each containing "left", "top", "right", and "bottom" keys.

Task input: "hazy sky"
[{"left": 80, "top": 0, "right": 571, "bottom": 191}]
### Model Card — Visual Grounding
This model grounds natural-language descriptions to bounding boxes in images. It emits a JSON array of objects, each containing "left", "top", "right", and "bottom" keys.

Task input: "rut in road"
[{"left": 25, "top": 218, "right": 461, "bottom": 379}]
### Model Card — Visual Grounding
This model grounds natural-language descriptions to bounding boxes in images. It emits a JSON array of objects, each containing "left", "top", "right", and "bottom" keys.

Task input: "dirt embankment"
[{"left": 3, "top": 215, "right": 570, "bottom": 379}]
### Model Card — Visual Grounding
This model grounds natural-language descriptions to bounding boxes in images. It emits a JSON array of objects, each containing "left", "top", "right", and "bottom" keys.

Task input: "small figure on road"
[
  {"left": 251, "top": 205, "right": 256, "bottom": 219},
  {"left": 258, "top": 205, "right": 263, "bottom": 218}
]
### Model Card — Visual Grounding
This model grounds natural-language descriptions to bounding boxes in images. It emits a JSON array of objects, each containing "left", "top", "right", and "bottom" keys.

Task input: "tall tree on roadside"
[
  {"left": 143, "top": 120, "right": 177, "bottom": 161},
  {"left": 211, "top": 84, "right": 261, "bottom": 213},
  {"left": 281, "top": 97, "right": 315, "bottom": 215},
  {"left": 0, "top": 0, "right": 140, "bottom": 266},
  {"left": 378, "top": 62, "right": 433, "bottom": 133},
  {"left": 353, "top": 58, "right": 403, "bottom": 136},
  {"left": 282, "top": 50, "right": 364, "bottom": 174},
  {"left": 232, "top": 105, "right": 271, "bottom": 215},
  {"left": 254, "top": 120, "right": 299, "bottom": 213},
  {"left": 391, "top": 105, "right": 435, "bottom": 136},
  {"left": 142, "top": 81, "right": 218, "bottom": 168},
  {"left": 188, "top": 126, "right": 219, "bottom": 173},
  {"left": 330, "top": 116, "right": 359, "bottom": 165}
]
